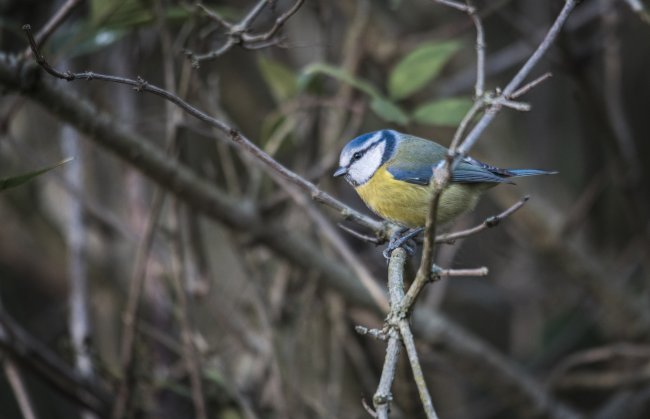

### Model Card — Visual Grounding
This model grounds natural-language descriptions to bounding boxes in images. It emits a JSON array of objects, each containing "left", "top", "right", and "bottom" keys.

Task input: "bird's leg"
[{"left": 382, "top": 227, "right": 424, "bottom": 259}]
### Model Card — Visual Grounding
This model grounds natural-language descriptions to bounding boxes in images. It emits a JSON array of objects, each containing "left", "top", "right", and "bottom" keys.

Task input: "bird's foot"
[{"left": 382, "top": 227, "right": 424, "bottom": 260}]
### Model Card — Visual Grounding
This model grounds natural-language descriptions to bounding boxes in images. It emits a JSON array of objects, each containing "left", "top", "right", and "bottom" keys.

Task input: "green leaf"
[
  {"left": 0, "top": 158, "right": 73, "bottom": 192},
  {"left": 89, "top": 0, "right": 191, "bottom": 29},
  {"left": 370, "top": 98, "right": 409, "bottom": 125},
  {"left": 300, "top": 63, "right": 409, "bottom": 125},
  {"left": 412, "top": 97, "right": 474, "bottom": 126},
  {"left": 300, "top": 63, "right": 382, "bottom": 98},
  {"left": 388, "top": 40, "right": 462, "bottom": 100},
  {"left": 257, "top": 57, "right": 297, "bottom": 102}
]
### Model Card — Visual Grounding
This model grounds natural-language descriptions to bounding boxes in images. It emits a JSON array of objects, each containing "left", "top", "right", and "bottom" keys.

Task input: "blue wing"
[
  {"left": 387, "top": 159, "right": 512, "bottom": 185},
  {"left": 384, "top": 137, "right": 555, "bottom": 185}
]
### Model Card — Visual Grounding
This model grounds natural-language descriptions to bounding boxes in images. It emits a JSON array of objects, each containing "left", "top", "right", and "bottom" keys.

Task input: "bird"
[{"left": 333, "top": 129, "right": 556, "bottom": 256}]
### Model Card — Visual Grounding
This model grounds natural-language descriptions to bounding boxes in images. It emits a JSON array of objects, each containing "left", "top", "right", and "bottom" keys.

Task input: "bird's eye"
[{"left": 352, "top": 151, "right": 363, "bottom": 161}]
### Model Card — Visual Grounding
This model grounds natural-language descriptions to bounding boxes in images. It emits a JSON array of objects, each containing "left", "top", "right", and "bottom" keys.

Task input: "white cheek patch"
[
  {"left": 348, "top": 141, "right": 386, "bottom": 185},
  {"left": 339, "top": 131, "right": 383, "bottom": 168}
]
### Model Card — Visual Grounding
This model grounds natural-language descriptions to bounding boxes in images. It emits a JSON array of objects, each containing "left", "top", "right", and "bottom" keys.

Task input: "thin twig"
[
  {"left": 244, "top": 0, "right": 306, "bottom": 43},
  {"left": 432, "top": 266, "right": 489, "bottom": 277},
  {"left": 22, "top": 0, "right": 83, "bottom": 58},
  {"left": 398, "top": 320, "right": 439, "bottom": 419},
  {"left": 510, "top": 72, "right": 552, "bottom": 99},
  {"left": 402, "top": 0, "right": 576, "bottom": 318},
  {"left": 338, "top": 223, "right": 382, "bottom": 244},
  {"left": 190, "top": 0, "right": 305, "bottom": 65},
  {"left": 465, "top": 0, "right": 485, "bottom": 97},
  {"left": 458, "top": 0, "right": 578, "bottom": 156},
  {"left": 22, "top": 24, "right": 386, "bottom": 238},
  {"left": 436, "top": 196, "right": 529, "bottom": 244}
]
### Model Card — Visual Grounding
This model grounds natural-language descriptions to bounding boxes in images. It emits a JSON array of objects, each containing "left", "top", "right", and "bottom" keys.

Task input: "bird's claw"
[{"left": 382, "top": 227, "right": 423, "bottom": 260}]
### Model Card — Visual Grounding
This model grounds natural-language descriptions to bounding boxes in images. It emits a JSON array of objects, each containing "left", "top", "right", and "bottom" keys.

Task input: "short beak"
[{"left": 333, "top": 167, "right": 347, "bottom": 177}]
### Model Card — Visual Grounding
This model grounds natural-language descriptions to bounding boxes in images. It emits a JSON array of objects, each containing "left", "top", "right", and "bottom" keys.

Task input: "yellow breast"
[{"left": 355, "top": 165, "right": 487, "bottom": 228}]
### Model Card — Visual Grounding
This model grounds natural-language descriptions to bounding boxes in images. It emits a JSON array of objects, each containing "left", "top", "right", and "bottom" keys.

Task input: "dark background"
[{"left": 1, "top": 0, "right": 650, "bottom": 418}]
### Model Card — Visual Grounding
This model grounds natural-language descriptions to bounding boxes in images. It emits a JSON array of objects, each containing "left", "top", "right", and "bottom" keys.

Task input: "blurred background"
[{"left": 1, "top": 0, "right": 650, "bottom": 418}]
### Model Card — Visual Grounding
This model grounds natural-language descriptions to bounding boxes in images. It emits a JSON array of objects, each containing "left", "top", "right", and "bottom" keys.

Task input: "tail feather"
[{"left": 504, "top": 169, "right": 558, "bottom": 177}]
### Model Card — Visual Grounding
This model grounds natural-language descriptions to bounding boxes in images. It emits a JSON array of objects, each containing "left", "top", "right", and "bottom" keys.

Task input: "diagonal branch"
[{"left": 22, "top": 24, "right": 386, "bottom": 237}]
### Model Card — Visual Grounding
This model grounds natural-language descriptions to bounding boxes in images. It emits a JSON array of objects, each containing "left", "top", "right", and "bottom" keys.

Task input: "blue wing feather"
[
  {"left": 387, "top": 160, "right": 512, "bottom": 185},
  {"left": 385, "top": 138, "right": 555, "bottom": 186}
]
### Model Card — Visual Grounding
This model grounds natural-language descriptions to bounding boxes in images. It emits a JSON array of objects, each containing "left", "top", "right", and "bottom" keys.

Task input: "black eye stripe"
[{"left": 349, "top": 138, "right": 383, "bottom": 164}]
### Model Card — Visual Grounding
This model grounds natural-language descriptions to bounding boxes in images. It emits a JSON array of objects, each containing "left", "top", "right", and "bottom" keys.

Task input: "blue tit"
[{"left": 333, "top": 130, "right": 555, "bottom": 229}]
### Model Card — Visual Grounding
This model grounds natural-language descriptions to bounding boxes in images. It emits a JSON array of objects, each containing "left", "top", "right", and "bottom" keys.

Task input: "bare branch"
[
  {"left": 373, "top": 248, "right": 408, "bottom": 418},
  {"left": 21, "top": 24, "right": 386, "bottom": 238},
  {"left": 436, "top": 196, "right": 529, "bottom": 244},
  {"left": 458, "top": 0, "right": 578, "bottom": 156},
  {"left": 467, "top": 0, "right": 485, "bottom": 97},
  {"left": 190, "top": 0, "right": 305, "bottom": 66},
  {"left": 432, "top": 266, "right": 489, "bottom": 277},
  {"left": 398, "top": 320, "right": 439, "bottom": 419},
  {"left": 22, "top": 0, "right": 83, "bottom": 58},
  {"left": 338, "top": 223, "right": 382, "bottom": 245},
  {"left": 402, "top": 0, "right": 577, "bottom": 319},
  {"left": 509, "top": 72, "right": 553, "bottom": 99}
]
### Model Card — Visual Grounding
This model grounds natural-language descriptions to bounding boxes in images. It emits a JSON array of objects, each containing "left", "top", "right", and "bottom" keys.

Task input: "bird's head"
[{"left": 334, "top": 130, "right": 399, "bottom": 186}]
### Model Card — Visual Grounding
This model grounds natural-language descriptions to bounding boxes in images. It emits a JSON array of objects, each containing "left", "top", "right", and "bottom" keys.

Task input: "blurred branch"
[
  {"left": 284, "top": 184, "right": 390, "bottom": 312},
  {"left": 601, "top": 0, "right": 642, "bottom": 181},
  {"left": 61, "top": 126, "right": 96, "bottom": 419},
  {"left": 112, "top": 190, "right": 166, "bottom": 419},
  {"left": 412, "top": 307, "right": 581, "bottom": 419},
  {"left": 494, "top": 187, "right": 650, "bottom": 337},
  {"left": 322, "top": 0, "right": 370, "bottom": 147},
  {"left": 593, "top": 387, "right": 650, "bottom": 419},
  {"left": 189, "top": 0, "right": 305, "bottom": 66},
  {"left": 3, "top": 359, "right": 38, "bottom": 419},
  {"left": 548, "top": 343, "right": 650, "bottom": 390},
  {"left": 622, "top": 0, "right": 650, "bottom": 25},
  {"left": 0, "top": 312, "right": 111, "bottom": 416},
  {"left": 171, "top": 203, "right": 208, "bottom": 419}
]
